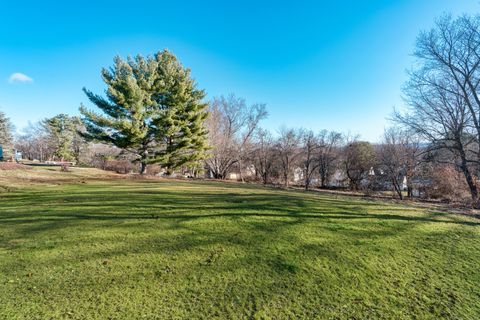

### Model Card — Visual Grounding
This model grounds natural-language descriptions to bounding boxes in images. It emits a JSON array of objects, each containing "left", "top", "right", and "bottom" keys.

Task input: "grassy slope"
[{"left": 0, "top": 168, "right": 479, "bottom": 319}]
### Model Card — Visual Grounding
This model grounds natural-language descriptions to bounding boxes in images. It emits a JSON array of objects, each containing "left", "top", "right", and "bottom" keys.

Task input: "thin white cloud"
[{"left": 8, "top": 72, "right": 33, "bottom": 83}]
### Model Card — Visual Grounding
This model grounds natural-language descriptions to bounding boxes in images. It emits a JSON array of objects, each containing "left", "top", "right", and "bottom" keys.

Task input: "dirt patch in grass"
[
  {"left": 0, "top": 162, "right": 32, "bottom": 170},
  {"left": 0, "top": 166, "right": 122, "bottom": 191}
]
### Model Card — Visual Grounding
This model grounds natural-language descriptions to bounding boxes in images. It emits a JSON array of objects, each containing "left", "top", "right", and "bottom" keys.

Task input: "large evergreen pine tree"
[
  {"left": 151, "top": 51, "right": 209, "bottom": 173},
  {"left": 80, "top": 50, "right": 209, "bottom": 174}
]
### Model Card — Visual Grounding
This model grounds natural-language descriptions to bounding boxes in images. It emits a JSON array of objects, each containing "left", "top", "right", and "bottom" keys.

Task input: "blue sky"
[{"left": 1, "top": 1, "right": 478, "bottom": 141}]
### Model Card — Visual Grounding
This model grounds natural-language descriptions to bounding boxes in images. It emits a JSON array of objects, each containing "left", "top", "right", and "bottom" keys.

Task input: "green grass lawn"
[{"left": 1, "top": 169, "right": 480, "bottom": 319}]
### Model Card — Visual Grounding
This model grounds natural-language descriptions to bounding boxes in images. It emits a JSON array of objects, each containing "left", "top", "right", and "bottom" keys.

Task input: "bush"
[
  {"left": 103, "top": 160, "right": 138, "bottom": 174},
  {"left": 425, "top": 165, "right": 471, "bottom": 203},
  {"left": 147, "top": 164, "right": 163, "bottom": 175}
]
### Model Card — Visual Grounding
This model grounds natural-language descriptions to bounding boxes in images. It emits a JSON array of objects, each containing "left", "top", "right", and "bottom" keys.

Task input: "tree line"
[{"left": 3, "top": 13, "right": 480, "bottom": 206}]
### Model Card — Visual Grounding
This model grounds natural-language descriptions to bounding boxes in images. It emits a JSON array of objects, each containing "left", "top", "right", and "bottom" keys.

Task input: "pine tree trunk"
[
  {"left": 140, "top": 162, "right": 147, "bottom": 175},
  {"left": 140, "top": 148, "right": 149, "bottom": 175}
]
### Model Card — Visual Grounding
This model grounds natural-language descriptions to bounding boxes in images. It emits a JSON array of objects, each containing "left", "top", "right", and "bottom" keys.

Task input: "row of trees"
[
  {"left": 14, "top": 114, "right": 85, "bottom": 163},
  {"left": 248, "top": 127, "right": 344, "bottom": 189},
  {"left": 8, "top": 100, "right": 467, "bottom": 202},
  {"left": 5, "top": 13, "right": 480, "bottom": 206},
  {"left": 202, "top": 97, "right": 424, "bottom": 198}
]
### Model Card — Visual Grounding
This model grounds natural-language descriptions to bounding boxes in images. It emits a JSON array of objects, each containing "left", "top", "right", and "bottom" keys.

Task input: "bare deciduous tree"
[
  {"left": 205, "top": 94, "right": 267, "bottom": 179},
  {"left": 395, "top": 73, "right": 479, "bottom": 204},
  {"left": 378, "top": 127, "right": 422, "bottom": 199},
  {"left": 395, "top": 19, "right": 480, "bottom": 206},
  {"left": 299, "top": 129, "right": 319, "bottom": 190},
  {"left": 414, "top": 14, "right": 480, "bottom": 172},
  {"left": 317, "top": 130, "right": 343, "bottom": 188},
  {"left": 251, "top": 129, "right": 276, "bottom": 184},
  {"left": 15, "top": 122, "right": 52, "bottom": 162},
  {"left": 275, "top": 127, "right": 301, "bottom": 187}
]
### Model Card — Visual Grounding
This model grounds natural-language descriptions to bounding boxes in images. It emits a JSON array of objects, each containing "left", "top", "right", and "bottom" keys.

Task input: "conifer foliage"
[
  {"left": 42, "top": 114, "right": 84, "bottom": 162},
  {"left": 80, "top": 50, "right": 209, "bottom": 174},
  {"left": 0, "top": 110, "right": 14, "bottom": 160},
  {"left": 0, "top": 111, "right": 13, "bottom": 148}
]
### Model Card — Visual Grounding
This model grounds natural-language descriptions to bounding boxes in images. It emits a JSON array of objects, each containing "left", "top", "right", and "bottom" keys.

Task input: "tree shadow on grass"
[
  {"left": 2, "top": 180, "right": 480, "bottom": 319},
  {"left": 1, "top": 210, "right": 478, "bottom": 226},
  {"left": 1, "top": 181, "right": 479, "bottom": 249}
]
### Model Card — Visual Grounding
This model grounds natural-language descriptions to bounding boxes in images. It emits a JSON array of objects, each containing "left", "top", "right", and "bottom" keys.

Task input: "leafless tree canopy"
[
  {"left": 205, "top": 94, "right": 267, "bottom": 179},
  {"left": 299, "top": 129, "right": 320, "bottom": 190},
  {"left": 275, "top": 127, "right": 301, "bottom": 187},
  {"left": 377, "top": 127, "right": 422, "bottom": 199},
  {"left": 395, "top": 14, "right": 480, "bottom": 205},
  {"left": 251, "top": 128, "right": 276, "bottom": 184},
  {"left": 317, "top": 130, "right": 343, "bottom": 188},
  {"left": 15, "top": 122, "right": 53, "bottom": 162}
]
